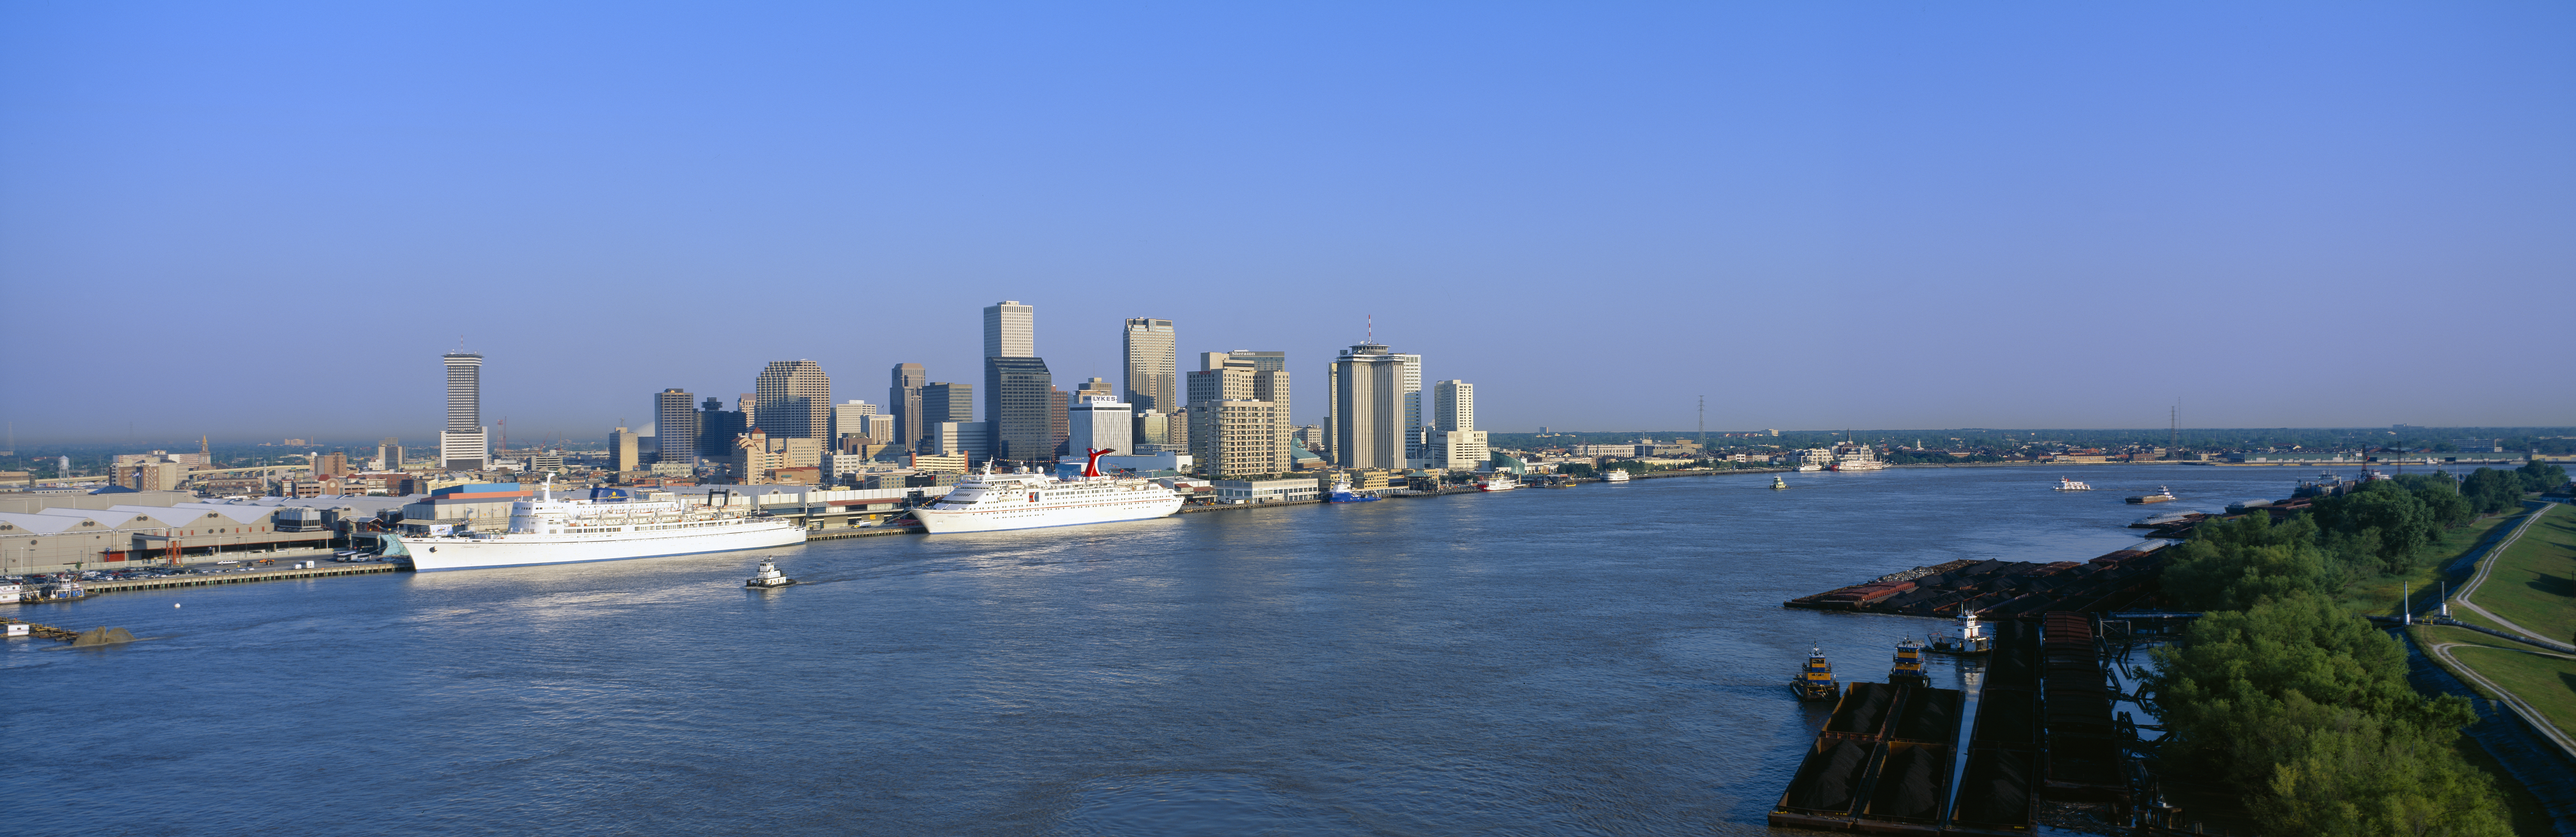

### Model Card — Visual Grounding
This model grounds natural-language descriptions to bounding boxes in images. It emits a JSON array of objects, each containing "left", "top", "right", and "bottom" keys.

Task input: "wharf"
[{"left": 75, "top": 562, "right": 405, "bottom": 596}]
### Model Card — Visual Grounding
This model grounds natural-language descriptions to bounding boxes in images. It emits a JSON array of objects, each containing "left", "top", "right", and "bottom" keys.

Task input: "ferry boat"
[
  {"left": 1599, "top": 469, "right": 1631, "bottom": 483},
  {"left": 1771, "top": 475, "right": 1789, "bottom": 490},
  {"left": 1888, "top": 637, "right": 1930, "bottom": 687},
  {"left": 2125, "top": 486, "right": 2178, "bottom": 504},
  {"left": 912, "top": 450, "right": 1184, "bottom": 534},
  {"left": 394, "top": 478, "right": 807, "bottom": 571},
  {"left": 745, "top": 559, "right": 795, "bottom": 589},
  {"left": 2054, "top": 477, "right": 2093, "bottom": 491},
  {"left": 1792, "top": 646, "right": 1839, "bottom": 701},
  {"left": 1327, "top": 479, "right": 1380, "bottom": 503},
  {"left": 1478, "top": 473, "right": 1521, "bottom": 492},
  {"left": 1828, "top": 445, "right": 1887, "bottom": 472},
  {"left": 1928, "top": 611, "right": 1991, "bottom": 656}
]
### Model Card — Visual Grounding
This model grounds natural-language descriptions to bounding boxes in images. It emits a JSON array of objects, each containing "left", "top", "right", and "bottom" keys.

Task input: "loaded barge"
[{"left": 1782, "top": 544, "right": 2172, "bottom": 619}]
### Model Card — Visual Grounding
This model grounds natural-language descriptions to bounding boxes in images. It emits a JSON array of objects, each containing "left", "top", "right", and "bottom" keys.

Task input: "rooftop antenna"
[
  {"left": 2169, "top": 400, "right": 2179, "bottom": 461},
  {"left": 1366, "top": 314, "right": 1374, "bottom": 343},
  {"left": 1697, "top": 396, "right": 1706, "bottom": 452}
]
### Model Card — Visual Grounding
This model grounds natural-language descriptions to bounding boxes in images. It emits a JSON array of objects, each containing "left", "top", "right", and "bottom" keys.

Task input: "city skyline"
[{"left": 6, "top": 5, "right": 2573, "bottom": 441}]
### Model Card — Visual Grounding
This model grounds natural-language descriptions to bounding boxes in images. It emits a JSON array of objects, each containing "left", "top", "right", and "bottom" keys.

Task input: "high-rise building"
[
  {"left": 698, "top": 397, "right": 747, "bottom": 459},
  {"left": 1049, "top": 387, "right": 1071, "bottom": 457},
  {"left": 1068, "top": 394, "right": 1133, "bottom": 456},
  {"left": 1188, "top": 351, "right": 1290, "bottom": 477},
  {"left": 985, "top": 356, "right": 1056, "bottom": 463},
  {"left": 923, "top": 383, "right": 974, "bottom": 424},
  {"left": 1327, "top": 343, "right": 1422, "bottom": 470},
  {"left": 1122, "top": 318, "right": 1176, "bottom": 412},
  {"left": 1429, "top": 379, "right": 1484, "bottom": 469},
  {"left": 888, "top": 363, "right": 927, "bottom": 452},
  {"left": 831, "top": 400, "right": 877, "bottom": 448},
  {"left": 654, "top": 388, "right": 699, "bottom": 465},
  {"left": 438, "top": 352, "right": 489, "bottom": 471},
  {"left": 985, "top": 300, "right": 1035, "bottom": 359},
  {"left": 1133, "top": 411, "right": 1183, "bottom": 455},
  {"left": 611, "top": 426, "right": 642, "bottom": 473},
  {"left": 753, "top": 360, "right": 830, "bottom": 440},
  {"left": 1076, "top": 377, "right": 1114, "bottom": 398}
]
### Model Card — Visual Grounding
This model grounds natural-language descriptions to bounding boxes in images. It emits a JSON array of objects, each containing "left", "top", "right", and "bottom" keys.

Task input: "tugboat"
[
  {"left": 2125, "top": 486, "right": 2178, "bottom": 504},
  {"left": 1327, "top": 479, "right": 1381, "bottom": 503},
  {"left": 1791, "top": 645, "right": 1839, "bottom": 701},
  {"left": 744, "top": 559, "right": 796, "bottom": 589},
  {"left": 1771, "top": 475, "right": 1790, "bottom": 490},
  {"left": 1928, "top": 611, "right": 1992, "bottom": 655},
  {"left": 2054, "top": 477, "right": 2093, "bottom": 491},
  {"left": 1888, "top": 636, "right": 1931, "bottom": 687}
]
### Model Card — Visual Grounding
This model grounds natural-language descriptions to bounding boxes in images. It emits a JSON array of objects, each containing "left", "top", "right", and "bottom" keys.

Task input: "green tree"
[
  {"left": 2460, "top": 468, "right": 2523, "bottom": 515},
  {"left": 2515, "top": 460, "right": 2567, "bottom": 492},
  {"left": 2162, "top": 514, "right": 2334, "bottom": 610},
  {"left": 2308, "top": 482, "right": 2439, "bottom": 574}
]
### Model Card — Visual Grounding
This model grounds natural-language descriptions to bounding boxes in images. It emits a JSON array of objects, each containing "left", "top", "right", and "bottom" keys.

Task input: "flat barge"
[{"left": 1782, "top": 545, "right": 2171, "bottom": 619}]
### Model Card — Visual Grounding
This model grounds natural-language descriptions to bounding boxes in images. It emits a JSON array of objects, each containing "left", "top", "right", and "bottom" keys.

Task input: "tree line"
[{"left": 2141, "top": 470, "right": 2550, "bottom": 836}]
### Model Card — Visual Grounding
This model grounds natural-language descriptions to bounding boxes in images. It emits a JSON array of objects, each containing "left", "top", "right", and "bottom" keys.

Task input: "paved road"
[
  {"left": 2453, "top": 501, "right": 2570, "bottom": 651},
  {"left": 2425, "top": 639, "right": 2576, "bottom": 761}
]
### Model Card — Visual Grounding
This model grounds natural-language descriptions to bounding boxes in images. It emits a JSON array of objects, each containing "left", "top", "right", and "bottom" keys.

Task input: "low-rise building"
[{"left": 1211, "top": 477, "right": 1319, "bottom": 504}]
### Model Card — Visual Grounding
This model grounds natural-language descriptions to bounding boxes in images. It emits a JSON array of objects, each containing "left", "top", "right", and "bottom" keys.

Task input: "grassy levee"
[
  {"left": 2410, "top": 626, "right": 2565, "bottom": 837},
  {"left": 2450, "top": 645, "right": 2576, "bottom": 737},
  {"left": 2337, "top": 508, "right": 2521, "bottom": 616},
  {"left": 2466, "top": 502, "right": 2574, "bottom": 644}
]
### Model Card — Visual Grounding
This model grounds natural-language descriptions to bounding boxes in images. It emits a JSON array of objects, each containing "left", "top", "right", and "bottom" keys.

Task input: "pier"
[{"left": 74, "top": 561, "right": 405, "bottom": 596}]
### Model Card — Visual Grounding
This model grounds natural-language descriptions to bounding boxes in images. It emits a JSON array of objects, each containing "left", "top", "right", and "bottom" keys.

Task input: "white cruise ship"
[
  {"left": 912, "top": 457, "right": 1183, "bottom": 534},
  {"left": 1829, "top": 445, "right": 1887, "bottom": 471},
  {"left": 1477, "top": 473, "right": 1521, "bottom": 492},
  {"left": 394, "top": 481, "right": 807, "bottom": 571}
]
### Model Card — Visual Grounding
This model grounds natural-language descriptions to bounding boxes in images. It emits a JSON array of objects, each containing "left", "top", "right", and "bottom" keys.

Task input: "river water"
[{"left": 2, "top": 464, "right": 2313, "bottom": 835}]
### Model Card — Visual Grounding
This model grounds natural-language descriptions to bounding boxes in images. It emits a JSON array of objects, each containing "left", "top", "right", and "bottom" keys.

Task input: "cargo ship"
[
  {"left": 1327, "top": 479, "right": 1380, "bottom": 503},
  {"left": 395, "top": 479, "right": 806, "bottom": 572},
  {"left": 913, "top": 451, "right": 1184, "bottom": 534},
  {"left": 2124, "top": 486, "right": 2177, "bottom": 504}
]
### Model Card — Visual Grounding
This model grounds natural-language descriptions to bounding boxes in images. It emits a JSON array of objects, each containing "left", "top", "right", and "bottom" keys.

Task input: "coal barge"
[{"left": 1782, "top": 544, "right": 2171, "bottom": 619}]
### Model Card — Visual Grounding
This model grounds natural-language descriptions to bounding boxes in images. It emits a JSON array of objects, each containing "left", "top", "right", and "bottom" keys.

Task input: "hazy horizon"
[{"left": 6, "top": 3, "right": 2571, "bottom": 440}]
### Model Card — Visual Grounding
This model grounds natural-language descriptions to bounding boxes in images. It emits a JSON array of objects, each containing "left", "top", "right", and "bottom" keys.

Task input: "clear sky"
[{"left": 4, "top": 2, "right": 2570, "bottom": 444}]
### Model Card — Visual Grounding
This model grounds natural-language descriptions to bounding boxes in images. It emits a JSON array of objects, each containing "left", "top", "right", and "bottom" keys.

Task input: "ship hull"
[
  {"left": 395, "top": 521, "right": 808, "bottom": 571},
  {"left": 913, "top": 495, "right": 1182, "bottom": 534}
]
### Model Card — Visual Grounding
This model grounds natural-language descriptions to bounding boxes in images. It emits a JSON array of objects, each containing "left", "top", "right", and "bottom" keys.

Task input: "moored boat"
[
  {"left": 1927, "top": 611, "right": 1991, "bottom": 655},
  {"left": 1327, "top": 479, "right": 1380, "bottom": 503},
  {"left": 913, "top": 450, "right": 1185, "bottom": 534},
  {"left": 1477, "top": 473, "right": 1521, "bottom": 492},
  {"left": 1600, "top": 469, "right": 1630, "bottom": 483},
  {"left": 393, "top": 477, "right": 806, "bottom": 572}
]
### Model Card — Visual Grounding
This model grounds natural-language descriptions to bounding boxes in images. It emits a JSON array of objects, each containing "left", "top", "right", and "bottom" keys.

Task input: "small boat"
[
  {"left": 744, "top": 559, "right": 796, "bottom": 589},
  {"left": 2053, "top": 477, "right": 2092, "bottom": 491},
  {"left": 1478, "top": 473, "right": 1521, "bottom": 492},
  {"left": 1327, "top": 479, "right": 1380, "bottom": 503},
  {"left": 1888, "top": 636, "right": 1930, "bottom": 687},
  {"left": 1600, "top": 469, "right": 1631, "bottom": 483},
  {"left": 1927, "top": 611, "right": 1992, "bottom": 656},
  {"left": 2125, "top": 486, "right": 2177, "bottom": 504},
  {"left": 1771, "top": 475, "right": 1789, "bottom": 490},
  {"left": 1792, "top": 645, "right": 1839, "bottom": 701}
]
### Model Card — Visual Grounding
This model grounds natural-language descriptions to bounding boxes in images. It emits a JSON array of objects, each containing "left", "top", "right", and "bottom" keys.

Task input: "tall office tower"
[
  {"left": 1122, "top": 318, "right": 1176, "bottom": 412},
  {"left": 830, "top": 400, "right": 876, "bottom": 453},
  {"left": 754, "top": 360, "right": 831, "bottom": 439},
  {"left": 654, "top": 388, "right": 699, "bottom": 465},
  {"left": 888, "top": 364, "right": 926, "bottom": 451},
  {"left": 1327, "top": 343, "right": 1422, "bottom": 470},
  {"left": 1430, "top": 380, "right": 1487, "bottom": 470},
  {"left": 1049, "top": 388, "right": 1071, "bottom": 457},
  {"left": 1133, "top": 411, "right": 1181, "bottom": 455},
  {"left": 1187, "top": 352, "right": 1289, "bottom": 477},
  {"left": 611, "top": 426, "right": 642, "bottom": 472},
  {"left": 985, "top": 300, "right": 1035, "bottom": 359},
  {"left": 1076, "top": 377, "right": 1114, "bottom": 398},
  {"left": 699, "top": 397, "right": 747, "bottom": 459},
  {"left": 1433, "top": 380, "right": 1474, "bottom": 432},
  {"left": 438, "top": 352, "right": 489, "bottom": 471},
  {"left": 922, "top": 383, "right": 974, "bottom": 423},
  {"left": 1068, "top": 394, "right": 1133, "bottom": 456},
  {"left": 985, "top": 356, "right": 1056, "bottom": 463},
  {"left": 860, "top": 414, "right": 895, "bottom": 444}
]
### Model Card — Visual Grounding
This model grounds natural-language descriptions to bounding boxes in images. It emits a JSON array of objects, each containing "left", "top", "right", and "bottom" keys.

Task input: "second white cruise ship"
[{"left": 912, "top": 452, "right": 1184, "bottom": 534}]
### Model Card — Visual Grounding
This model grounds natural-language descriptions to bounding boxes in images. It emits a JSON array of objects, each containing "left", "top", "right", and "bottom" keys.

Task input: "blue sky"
[{"left": 4, "top": 2, "right": 2570, "bottom": 444}]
